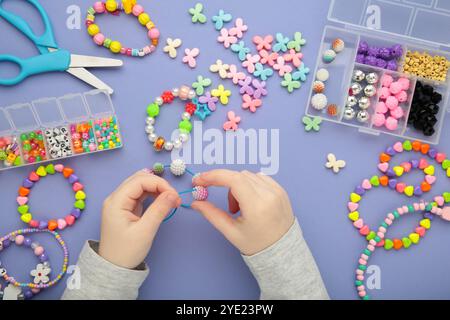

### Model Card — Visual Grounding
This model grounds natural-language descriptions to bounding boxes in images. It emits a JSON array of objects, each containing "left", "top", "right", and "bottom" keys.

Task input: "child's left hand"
[{"left": 99, "top": 170, "right": 181, "bottom": 269}]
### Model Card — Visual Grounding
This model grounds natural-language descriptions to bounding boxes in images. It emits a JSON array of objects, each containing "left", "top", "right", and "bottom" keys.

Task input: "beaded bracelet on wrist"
[{"left": 86, "top": 0, "right": 159, "bottom": 57}]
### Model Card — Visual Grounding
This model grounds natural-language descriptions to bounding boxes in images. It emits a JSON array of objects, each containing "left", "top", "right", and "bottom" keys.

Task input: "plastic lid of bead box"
[{"left": 328, "top": 0, "right": 450, "bottom": 48}]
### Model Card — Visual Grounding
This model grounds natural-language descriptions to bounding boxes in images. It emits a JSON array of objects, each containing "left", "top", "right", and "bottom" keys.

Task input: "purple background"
[{"left": 1, "top": 0, "right": 450, "bottom": 300}]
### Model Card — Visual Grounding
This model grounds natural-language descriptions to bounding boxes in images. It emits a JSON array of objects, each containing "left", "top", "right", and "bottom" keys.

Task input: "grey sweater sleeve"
[
  {"left": 242, "top": 219, "right": 329, "bottom": 300},
  {"left": 61, "top": 240, "right": 149, "bottom": 300}
]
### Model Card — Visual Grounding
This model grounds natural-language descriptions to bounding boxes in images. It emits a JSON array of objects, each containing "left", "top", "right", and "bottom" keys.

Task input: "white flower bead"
[
  {"left": 164, "top": 141, "right": 174, "bottom": 151},
  {"left": 170, "top": 159, "right": 186, "bottom": 176},
  {"left": 179, "top": 133, "right": 189, "bottom": 142},
  {"left": 181, "top": 112, "right": 191, "bottom": 120},
  {"left": 145, "top": 125, "right": 155, "bottom": 134},
  {"left": 146, "top": 117, "right": 155, "bottom": 125},
  {"left": 148, "top": 133, "right": 158, "bottom": 142},
  {"left": 155, "top": 97, "right": 164, "bottom": 105}
]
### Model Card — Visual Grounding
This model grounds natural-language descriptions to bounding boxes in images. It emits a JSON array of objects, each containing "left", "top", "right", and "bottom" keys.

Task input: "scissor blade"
[
  {"left": 66, "top": 67, "right": 114, "bottom": 94},
  {"left": 69, "top": 54, "right": 123, "bottom": 68}
]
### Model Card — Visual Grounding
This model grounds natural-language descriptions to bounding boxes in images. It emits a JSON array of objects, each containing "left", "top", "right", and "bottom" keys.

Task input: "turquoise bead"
[
  {"left": 355, "top": 280, "right": 363, "bottom": 286},
  {"left": 393, "top": 210, "right": 400, "bottom": 218},
  {"left": 408, "top": 205, "right": 414, "bottom": 212},
  {"left": 374, "top": 236, "right": 381, "bottom": 242},
  {"left": 358, "top": 265, "right": 367, "bottom": 271},
  {"left": 364, "top": 249, "right": 371, "bottom": 256},
  {"left": 381, "top": 222, "right": 388, "bottom": 228}
]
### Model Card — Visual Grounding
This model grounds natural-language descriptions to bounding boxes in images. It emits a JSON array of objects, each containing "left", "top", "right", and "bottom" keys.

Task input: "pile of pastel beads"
[
  {"left": 94, "top": 116, "right": 122, "bottom": 150},
  {"left": 373, "top": 74, "right": 410, "bottom": 131},
  {"left": 70, "top": 121, "right": 97, "bottom": 154},
  {"left": 356, "top": 41, "right": 403, "bottom": 71},
  {"left": 0, "top": 229, "right": 69, "bottom": 295},
  {"left": 145, "top": 85, "right": 199, "bottom": 152},
  {"left": 20, "top": 130, "right": 47, "bottom": 164},
  {"left": 402, "top": 50, "right": 450, "bottom": 82},
  {"left": 85, "top": 0, "right": 159, "bottom": 57},
  {"left": 355, "top": 202, "right": 450, "bottom": 300},
  {"left": 149, "top": 159, "right": 208, "bottom": 222},
  {"left": 0, "top": 136, "right": 21, "bottom": 168},
  {"left": 17, "top": 163, "right": 86, "bottom": 230},
  {"left": 44, "top": 127, "right": 73, "bottom": 159}
]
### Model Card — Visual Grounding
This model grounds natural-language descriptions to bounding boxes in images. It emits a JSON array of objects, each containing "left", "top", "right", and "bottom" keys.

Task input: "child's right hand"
[{"left": 192, "top": 170, "right": 295, "bottom": 256}]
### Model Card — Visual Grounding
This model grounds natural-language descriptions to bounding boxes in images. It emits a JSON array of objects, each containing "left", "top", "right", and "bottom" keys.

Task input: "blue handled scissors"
[{"left": 0, "top": 0, "right": 123, "bottom": 93}]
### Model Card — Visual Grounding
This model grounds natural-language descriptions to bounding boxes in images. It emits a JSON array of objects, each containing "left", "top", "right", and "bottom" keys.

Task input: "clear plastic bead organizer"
[
  {"left": 306, "top": 0, "right": 450, "bottom": 144},
  {"left": 0, "top": 90, "right": 123, "bottom": 171}
]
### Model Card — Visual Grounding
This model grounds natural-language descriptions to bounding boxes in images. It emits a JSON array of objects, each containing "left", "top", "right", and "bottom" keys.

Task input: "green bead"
[
  {"left": 384, "top": 239, "right": 394, "bottom": 250},
  {"left": 374, "top": 236, "right": 381, "bottom": 243},
  {"left": 403, "top": 140, "right": 412, "bottom": 151},
  {"left": 370, "top": 175, "right": 380, "bottom": 187},
  {"left": 17, "top": 205, "right": 29, "bottom": 215},
  {"left": 74, "top": 199, "right": 85, "bottom": 210},
  {"left": 366, "top": 231, "right": 376, "bottom": 241},
  {"left": 442, "top": 159, "right": 450, "bottom": 170},
  {"left": 381, "top": 222, "right": 388, "bottom": 228},
  {"left": 444, "top": 192, "right": 450, "bottom": 203},
  {"left": 29, "top": 132, "right": 36, "bottom": 139},
  {"left": 35, "top": 156, "right": 42, "bottom": 162},
  {"left": 362, "top": 295, "right": 370, "bottom": 300},
  {"left": 103, "top": 38, "right": 112, "bottom": 48},
  {"left": 364, "top": 249, "right": 371, "bottom": 256},
  {"left": 20, "top": 133, "right": 28, "bottom": 141},
  {"left": 23, "top": 144, "right": 31, "bottom": 151},
  {"left": 426, "top": 203, "right": 433, "bottom": 211},
  {"left": 37, "top": 134, "right": 43, "bottom": 141},
  {"left": 355, "top": 280, "right": 363, "bottom": 286},
  {"left": 45, "top": 164, "right": 55, "bottom": 174},
  {"left": 13, "top": 156, "right": 22, "bottom": 166},
  {"left": 393, "top": 211, "right": 400, "bottom": 219},
  {"left": 358, "top": 265, "right": 367, "bottom": 271},
  {"left": 179, "top": 119, "right": 192, "bottom": 133},
  {"left": 153, "top": 163, "right": 165, "bottom": 175},
  {"left": 402, "top": 237, "right": 412, "bottom": 248},
  {"left": 408, "top": 205, "right": 414, "bottom": 212},
  {"left": 0, "top": 150, "right": 7, "bottom": 160},
  {"left": 147, "top": 103, "right": 160, "bottom": 117}
]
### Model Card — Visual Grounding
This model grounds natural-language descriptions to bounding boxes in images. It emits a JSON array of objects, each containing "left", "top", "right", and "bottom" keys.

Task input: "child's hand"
[
  {"left": 192, "top": 170, "right": 295, "bottom": 256},
  {"left": 99, "top": 170, "right": 181, "bottom": 269}
]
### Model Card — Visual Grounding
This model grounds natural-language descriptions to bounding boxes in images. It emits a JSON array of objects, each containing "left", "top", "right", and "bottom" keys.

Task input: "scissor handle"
[
  {"left": 0, "top": 0, "right": 58, "bottom": 54},
  {"left": 0, "top": 50, "right": 71, "bottom": 86}
]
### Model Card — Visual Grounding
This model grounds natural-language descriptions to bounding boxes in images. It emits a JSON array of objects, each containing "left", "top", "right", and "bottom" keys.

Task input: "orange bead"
[
  {"left": 421, "top": 181, "right": 431, "bottom": 192},
  {"left": 393, "top": 238, "right": 403, "bottom": 250},
  {"left": 48, "top": 220, "right": 58, "bottom": 231},
  {"left": 379, "top": 175, "right": 389, "bottom": 186},
  {"left": 421, "top": 144, "right": 430, "bottom": 155},
  {"left": 153, "top": 137, "right": 165, "bottom": 152},
  {"left": 379, "top": 153, "right": 391, "bottom": 163},
  {"left": 19, "top": 187, "right": 30, "bottom": 197},
  {"left": 412, "top": 140, "right": 421, "bottom": 152},
  {"left": 63, "top": 167, "right": 74, "bottom": 178}
]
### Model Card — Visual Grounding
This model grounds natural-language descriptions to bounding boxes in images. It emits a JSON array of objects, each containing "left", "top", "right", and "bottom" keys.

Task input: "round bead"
[
  {"left": 87, "top": 24, "right": 100, "bottom": 36},
  {"left": 353, "top": 70, "right": 365, "bottom": 82},
  {"left": 313, "top": 81, "right": 325, "bottom": 93},
  {"left": 332, "top": 38, "right": 345, "bottom": 53},
  {"left": 148, "top": 28, "right": 160, "bottom": 40},
  {"left": 343, "top": 107, "right": 356, "bottom": 120},
  {"left": 316, "top": 68, "right": 329, "bottom": 82},
  {"left": 164, "top": 141, "right": 174, "bottom": 151},
  {"left": 192, "top": 186, "right": 208, "bottom": 201},
  {"left": 172, "top": 88, "right": 180, "bottom": 97},
  {"left": 179, "top": 120, "right": 192, "bottom": 133},
  {"left": 170, "top": 159, "right": 186, "bottom": 176},
  {"left": 138, "top": 13, "right": 150, "bottom": 26},
  {"left": 173, "top": 139, "right": 183, "bottom": 149},
  {"left": 311, "top": 93, "right": 327, "bottom": 110},
  {"left": 109, "top": 41, "right": 122, "bottom": 54},
  {"left": 146, "top": 117, "right": 155, "bottom": 125},
  {"left": 147, "top": 103, "right": 160, "bottom": 117},
  {"left": 357, "top": 110, "right": 370, "bottom": 123},
  {"left": 358, "top": 96, "right": 371, "bottom": 110},
  {"left": 145, "top": 125, "right": 155, "bottom": 134},
  {"left": 188, "top": 90, "right": 196, "bottom": 100},
  {"left": 181, "top": 112, "right": 191, "bottom": 121},
  {"left": 350, "top": 83, "right": 362, "bottom": 95},
  {"left": 179, "top": 133, "right": 189, "bottom": 143},
  {"left": 152, "top": 163, "right": 165, "bottom": 175},
  {"left": 105, "top": 0, "right": 117, "bottom": 12},
  {"left": 132, "top": 4, "right": 144, "bottom": 16},
  {"left": 346, "top": 95, "right": 358, "bottom": 108},
  {"left": 148, "top": 133, "right": 158, "bottom": 142},
  {"left": 366, "top": 72, "right": 379, "bottom": 84},
  {"left": 322, "top": 49, "right": 336, "bottom": 63},
  {"left": 364, "top": 85, "right": 377, "bottom": 97},
  {"left": 93, "top": 33, "right": 105, "bottom": 46},
  {"left": 155, "top": 97, "right": 164, "bottom": 106},
  {"left": 93, "top": 2, "right": 105, "bottom": 13}
]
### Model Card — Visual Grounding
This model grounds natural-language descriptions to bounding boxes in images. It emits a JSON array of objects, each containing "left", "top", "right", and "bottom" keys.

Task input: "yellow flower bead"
[
  {"left": 138, "top": 12, "right": 150, "bottom": 25},
  {"left": 105, "top": 0, "right": 117, "bottom": 12},
  {"left": 87, "top": 24, "right": 100, "bottom": 36},
  {"left": 110, "top": 41, "right": 122, "bottom": 53}
]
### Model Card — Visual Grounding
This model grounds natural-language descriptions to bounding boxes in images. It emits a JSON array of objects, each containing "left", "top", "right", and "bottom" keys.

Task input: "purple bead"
[
  {"left": 38, "top": 221, "right": 48, "bottom": 229},
  {"left": 414, "top": 186, "right": 423, "bottom": 196},
  {"left": 358, "top": 41, "right": 369, "bottom": 54},
  {"left": 378, "top": 47, "right": 391, "bottom": 59},
  {"left": 364, "top": 55, "right": 378, "bottom": 66},
  {"left": 390, "top": 44, "right": 403, "bottom": 58},
  {"left": 428, "top": 148, "right": 438, "bottom": 159},
  {"left": 385, "top": 146, "right": 396, "bottom": 156},
  {"left": 22, "top": 179, "right": 34, "bottom": 189},
  {"left": 388, "top": 179, "right": 398, "bottom": 189},
  {"left": 39, "top": 253, "right": 48, "bottom": 262},
  {"left": 23, "top": 289, "right": 33, "bottom": 299},
  {"left": 411, "top": 159, "right": 419, "bottom": 168},
  {"left": 423, "top": 212, "right": 434, "bottom": 220},
  {"left": 71, "top": 208, "right": 82, "bottom": 219},
  {"left": 68, "top": 174, "right": 79, "bottom": 184},
  {"left": 376, "top": 58, "right": 388, "bottom": 69},
  {"left": 356, "top": 54, "right": 366, "bottom": 63},
  {"left": 367, "top": 46, "right": 380, "bottom": 57},
  {"left": 387, "top": 169, "right": 396, "bottom": 177},
  {"left": 24, "top": 237, "right": 32, "bottom": 247},
  {"left": 354, "top": 186, "right": 365, "bottom": 195},
  {"left": 386, "top": 60, "right": 398, "bottom": 71},
  {"left": 2, "top": 239, "right": 10, "bottom": 248}
]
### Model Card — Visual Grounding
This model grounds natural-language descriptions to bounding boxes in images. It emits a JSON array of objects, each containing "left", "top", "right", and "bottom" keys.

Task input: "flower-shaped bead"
[
  {"left": 283, "top": 49, "right": 303, "bottom": 68},
  {"left": 210, "top": 59, "right": 230, "bottom": 79},
  {"left": 242, "top": 54, "right": 260, "bottom": 73},
  {"left": 259, "top": 50, "right": 278, "bottom": 66},
  {"left": 161, "top": 91, "right": 175, "bottom": 103},
  {"left": 227, "top": 65, "right": 246, "bottom": 84},
  {"left": 253, "top": 63, "right": 274, "bottom": 81},
  {"left": 223, "top": 111, "right": 241, "bottom": 131},
  {"left": 192, "top": 76, "right": 212, "bottom": 96},
  {"left": 273, "top": 33, "right": 290, "bottom": 53},
  {"left": 30, "top": 263, "right": 51, "bottom": 284},
  {"left": 231, "top": 41, "right": 250, "bottom": 61},
  {"left": 273, "top": 57, "right": 293, "bottom": 76},
  {"left": 199, "top": 92, "right": 219, "bottom": 111},
  {"left": 292, "top": 62, "right": 310, "bottom": 82},
  {"left": 242, "top": 94, "right": 262, "bottom": 113},
  {"left": 252, "top": 79, "right": 268, "bottom": 99},
  {"left": 238, "top": 76, "right": 254, "bottom": 96},
  {"left": 217, "top": 28, "right": 237, "bottom": 48},
  {"left": 211, "top": 85, "right": 232, "bottom": 105},
  {"left": 281, "top": 73, "right": 301, "bottom": 93},
  {"left": 253, "top": 35, "right": 273, "bottom": 51},
  {"left": 212, "top": 9, "right": 232, "bottom": 30},
  {"left": 229, "top": 18, "right": 248, "bottom": 38}
]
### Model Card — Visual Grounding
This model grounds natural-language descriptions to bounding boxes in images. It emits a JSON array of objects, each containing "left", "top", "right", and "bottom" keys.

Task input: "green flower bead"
[
  {"left": 179, "top": 119, "right": 192, "bottom": 133},
  {"left": 147, "top": 103, "right": 160, "bottom": 117}
]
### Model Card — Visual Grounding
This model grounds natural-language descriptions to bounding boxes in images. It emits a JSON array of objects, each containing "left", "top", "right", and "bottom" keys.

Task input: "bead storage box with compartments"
[
  {"left": 0, "top": 90, "right": 122, "bottom": 171},
  {"left": 306, "top": 0, "right": 450, "bottom": 144}
]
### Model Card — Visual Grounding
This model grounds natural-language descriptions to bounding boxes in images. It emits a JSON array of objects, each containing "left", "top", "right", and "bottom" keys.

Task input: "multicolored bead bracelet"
[
  {"left": 86, "top": 0, "right": 160, "bottom": 57},
  {"left": 146, "top": 159, "right": 208, "bottom": 222},
  {"left": 0, "top": 229, "right": 68, "bottom": 291},
  {"left": 17, "top": 164, "right": 86, "bottom": 230},
  {"left": 355, "top": 201, "right": 450, "bottom": 300},
  {"left": 145, "top": 86, "right": 200, "bottom": 152}
]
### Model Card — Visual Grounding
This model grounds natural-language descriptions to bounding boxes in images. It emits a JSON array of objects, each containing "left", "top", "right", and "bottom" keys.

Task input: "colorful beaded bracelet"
[
  {"left": 0, "top": 229, "right": 68, "bottom": 290},
  {"left": 355, "top": 201, "right": 450, "bottom": 300},
  {"left": 86, "top": 0, "right": 159, "bottom": 57},
  {"left": 17, "top": 164, "right": 86, "bottom": 230},
  {"left": 0, "top": 233, "right": 49, "bottom": 300},
  {"left": 145, "top": 86, "right": 200, "bottom": 152},
  {"left": 147, "top": 159, "right": 208, "bottom": 222}
]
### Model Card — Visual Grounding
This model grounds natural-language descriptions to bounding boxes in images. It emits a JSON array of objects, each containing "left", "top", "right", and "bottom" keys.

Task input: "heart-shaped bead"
[
  {"left": 436, "top": 153, "right": 446, "bottom": 163},
  {"left": 414, "top": 186, "right": 423, "bottom": 196},
  {"left": 21, "top": 213, "right": 32, "bottom": 224},
  {"left": 412, "top": 141, "right": 421, "bottom": 151},
  {"left": 444, "top": 192, "right": 450, "bottom": 203},
  {"left": 29, "top": 172, "right": 40, "bottom": 182},
  {"left": 420, "top": 144, "right": 430, "bottom": 155},
  {"left": 419, "top": 159, "right": 429, "bottom": 169},
  {"left": 47, "top": 220, "right": 58, "bottom": 231},
  {"left": 420, "top": 218, "right": 431, "bottom": 229},
  {"left": 388, "top": 179, "right": 397, "bottom": 189},
  {"left": 18, "top": 187, "right": 30, "bottom": 197},
  {"left": 65, "top": 215, "right": 76, "bottom": 226},
  {"left": 57, "top": 219, "right": 67, "bottom": 230},
  {"left": 447, "top": 168, "right": 450, "bottom": 178},
  {"left": 402, "top": 237, "right": 412, "bottom": 248},
  {"left": 377, "top": 163, "right": 389, "bottom": 173},
  {"left": 393, "top": 238, "right": 403, "bottom": 250},
  {"left": 400, "top": 162, "right": 412, "bottom": 172},
  {"left": 75, "top": 190, "right": 86, "bottom": 200},
  {"left": 29, "top": 220, "right": 39, "bottom": 228},
  {"left": 396, "top": 182, "right": 406, "bottom": 193},
  {"left": 38, "top": 221, "right": 48, "bottom": 229},
  {"left": 17, "top": 205, "right": 29, "bottom": 215},
  {"left": 348, "top": 211, "right": 359, "bottom": 222},
  {"left": 409, "top": 233, "right": 420, "bottom": 244},
  {"left": 350, "top": 193, "right": 361, "bottom": 203},
  {"left": 393, "top": 166, "right": 404, "bottom": 177},
  {"left": 428, "top": 148, "right": 438, "bottom": 159},
  {"left": 421, "top": 181, "right": 431, "bottom": 192},
  {"left": 376, "top": 239, "right": 385, "bottom": 247},
  {"left": 16, "top": 196, "right": 28, "bottom": 206},
  {"left": 36, "top": 166, "right": 47, "bottom": 177},
  {"left": 348, "top": 202, "right": 359, "bottom": 212},
  {"left": 385, "top": 146, "right": 396, "bottom": 156},
  {"left": 22, "top": 179, "right": 34, "bottom": 189},
  {"left": 74, "top": 199, "right": 85, "bottom": 210},
  {"left": 379, "top": 176, "right": 389, "bottom": 186},
  {"left": 45, "top": 164, "right": 55, "bottom": 175},
  {"left": 353, "top": 219, "right": 364, "bottom": 229},
  {"left": 442, "top": 207, "right": 450, "bottom": 221},
  {"left": 359, "top": 225, "right": 369, "bottom": 236},
  {"left": 370, "top": 176, "right": 380, "bottom": 187},
  {"left": 69, "top": 174, "right": 79, "bottom": 184},
  {"left": 71, "top": 208, "right": 82, "bottom": 219},
  {"left": 411, "top": 159, "right": 419, "bottom": 168},
  {"left": 354, "top": 186, "right": 365, "bottom": 195},
  {"left": 384, "top": 239, "right": 393, "bottom": 250},
  {"left": 404, "top": 186, "right": 414, "bottom": 197},
  {"left": 379, "top": 153, "right": 390, "bottom": 163},
  {"left": 403, "top": 140, "right": 412, "bottom": 151},
  {"left": 424, "top": 165, "right": 435, "bottom": 176},
  {"left": 425, "top": 175, "right": 436, "bottom": 185},
  {"left": 72, "top": 182, "right": 84, "bottom": 192},
  {"left": 435, "top": 196, "right": 445, "bottom": 206},
  {"left": 442, "top": 159, "right": 450, "bottom": 170},
  {"left": 366, "top": 231, "right": 376, "bottom": 241},
  {"left": 415, "top": 226, "right": 426, "bottom": 237},
  {"left": 393, "top": 142, "right": 403, "bottom": 153},
  {"left": 54, "top": 164, "right": 64, "bottom": 172},
  {"left": 362, "top": 179, "right": 372, "bottom": 190},
  {"left": 63, "top": 167, "right": 74, "bottom": 178}
]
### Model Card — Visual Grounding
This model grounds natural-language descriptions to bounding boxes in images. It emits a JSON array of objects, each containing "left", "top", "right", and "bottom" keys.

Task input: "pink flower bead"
[
  {"left": 93, "top": 2, "right": 105, "bottom": 13},
  {"left": 398, "top": 77, "right": 410, "bottom": 90},
  {"left": 148, "top": 28, "right": 160, "bottom": 40},
  {"left": 132, "top": 4, "right": 144, "bottom": 16},
  {"left": 386, "top": 96, "right": 399, "bottom": 110},
  {"left": 372, "top": 113, "right": 386, "bottom": 127},
  {"left": 385, "top": 116, "right": 398, "bottom": 131},
  {"left": 93, "top": 33, "right": 105, "bottom": 46},
  {"left": 375, "top": 101, "right": 388, "bottom": 114},
  {"left": 34, "top": 246, "right": 44, "bottom": 256},
  {"left": 15, "top": 235, "right": 24, "bottom": 245},
  {"left": 389, "top": 81, "right": 403, "bottom": 95},
  {"left": 396, "top": 90, "right": 408, "bottom": 103},
  {"left": 378, "top": 87, "right": 390, "bottom": 100},
  {"left": 377, "top": 232, "right": 385, "bottom": 239},
  {"left": 390, "top": 107, "right": 404, "bottom": 119},
  {"left": 381, "top": 74, "right": 393, "bottom": 87}
]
